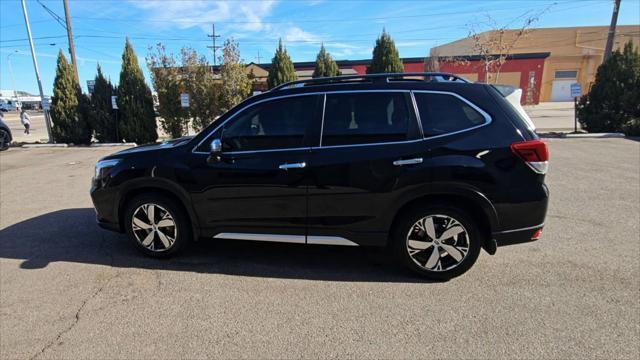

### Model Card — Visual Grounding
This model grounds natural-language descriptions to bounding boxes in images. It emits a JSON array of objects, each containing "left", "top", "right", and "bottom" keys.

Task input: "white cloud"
[
  {"left": 128, "top": 0, "right": 276, "bottom": 34},
  {"left": 284, "top": 26, "right": 321, "bottom": 43}
]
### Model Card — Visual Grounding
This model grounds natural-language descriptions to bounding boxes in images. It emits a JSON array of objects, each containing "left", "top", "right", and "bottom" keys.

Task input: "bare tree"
[{"left": 467, "top": 6, "right": 552, "bottom": 83}]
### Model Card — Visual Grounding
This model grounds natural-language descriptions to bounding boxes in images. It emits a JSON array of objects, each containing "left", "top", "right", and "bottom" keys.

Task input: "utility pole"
[
  {"left": 255, "top": 50, "right": 262, "bottom": 64},
  {"left": 207, "top": 24, "right": 221, "bottom": 65},
  {"left": 62, "top": 0, "right": 79, "bottom": 82},
  {"left": 20, "top": 0, "right": 53, "bottom": 143},
  {"left": 603, "top": 0, "right": 621, "bottom": 62}
]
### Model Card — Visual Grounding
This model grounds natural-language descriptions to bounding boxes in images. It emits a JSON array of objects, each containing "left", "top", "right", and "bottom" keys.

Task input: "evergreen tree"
[
  {"left": 219, "top": 39, "right": 251, "bottom": 112},
  {"left": 181, "top": 47, "right": 219, "bottom": 132},
  {"left": 577, "top": 41, "right": 640, "bottom": 135},
  {"left": 267, "top": 39, "right": 297, "bottom": 88},
  {"left": 367, "top": 30, "right": 404, "bottom": 74},
  {"left": 147, "top": 43, "right": 187, "bottom": 138},
  {"left": 91, "top": 65, "right": 118, "bottom": 142},
  {"left": 312, "top": 44, "right": 340, "bottom": 78},
  {"left": 117, "top": 38, "right": 157, "bottom": 144},
  {"left": 50, "top": 50, "right": 91, "bottom": 144}
]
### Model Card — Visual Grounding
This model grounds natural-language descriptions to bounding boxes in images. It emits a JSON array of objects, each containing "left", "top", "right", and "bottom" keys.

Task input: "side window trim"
[
  {"left": 317, "top": 89, "right": 422, "bottom": 149},
  {"left": 192, "top": 92, "right": 321, "bottom": 154},
  {"left": 411, "top": 90, "right": 492, "bottom": 140}
]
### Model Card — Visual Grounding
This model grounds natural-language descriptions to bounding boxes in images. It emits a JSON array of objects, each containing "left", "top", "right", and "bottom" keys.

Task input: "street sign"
[
  {"left": 570, "top": 83, "right": 581, "bottom": 98},
  {"left": 41, "top": 98, "right": 50, "bottom": 110},
  {"left": 111, "top": 96, "right": 118, "bottom": 110},
  {"left": 180, "top": 93, "right": 189, "bottom": 108},
  {"left": 87, "top": 80, "right": 95, "bottom": 94}
]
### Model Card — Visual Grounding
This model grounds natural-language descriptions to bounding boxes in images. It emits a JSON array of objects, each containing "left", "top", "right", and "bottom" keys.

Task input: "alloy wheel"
[
  {"left": 131, "top": 203, "right": 177, "bottom": 252},
  {"left": 406, "top": 214, "right": 470, "bottom": 272}
]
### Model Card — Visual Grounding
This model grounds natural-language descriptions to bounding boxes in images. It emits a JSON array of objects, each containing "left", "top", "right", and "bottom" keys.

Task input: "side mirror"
[{"left": 207, "top": 138, "right": 222, "bottom": 163}]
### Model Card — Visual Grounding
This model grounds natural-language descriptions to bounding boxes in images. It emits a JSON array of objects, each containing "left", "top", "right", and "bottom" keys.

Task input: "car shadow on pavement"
[{"left": 0, "top": 208, "right": 429, "bottom": 283}]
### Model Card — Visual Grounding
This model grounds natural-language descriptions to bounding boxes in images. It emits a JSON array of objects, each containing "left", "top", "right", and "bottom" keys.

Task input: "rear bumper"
[{"left": 493, "top": 224, "right": 543, "bottom": 247}]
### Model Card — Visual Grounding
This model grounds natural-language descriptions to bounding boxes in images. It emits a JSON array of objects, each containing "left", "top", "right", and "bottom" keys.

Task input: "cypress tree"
[
  {"left": 267, "top": 39, "right": 297, "bottom": 88},
  {"left": 50, "top": 50, "right": 91, "bottom": 144},
  {"left": 312, "top": 44, "right": 340, "bottom": 78},
  {"left": 367, "top": 29, "right": 404, "bottom": 74},
  {"left": 577, "top": 41, "right": 640, "bottom": 135},
  {"left": 91, "top": 64, "right": 118, "bottom": 142},
  {"left": 117, "top": 38, "right": 157, "bottom": 144}
]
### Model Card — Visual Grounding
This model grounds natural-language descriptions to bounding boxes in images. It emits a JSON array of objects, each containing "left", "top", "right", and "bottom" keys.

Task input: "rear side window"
[
  {"left": 322, "top": 92, "right": 413, "bottom": 146},
  {"left": 221, "top": 95, "right": 317, "bottom": 152},
  {"left": 414, "top": 92, "right": 487, "bottom": 137}
]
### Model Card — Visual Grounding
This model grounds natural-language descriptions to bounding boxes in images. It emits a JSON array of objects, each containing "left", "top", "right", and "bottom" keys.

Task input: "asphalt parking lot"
[{"left": 1, "top": 138, "right": 638, "bottom": 359}]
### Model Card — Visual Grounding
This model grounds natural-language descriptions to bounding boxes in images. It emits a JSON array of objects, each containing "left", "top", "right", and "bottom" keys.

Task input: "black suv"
[{"left": 91, "top": 73, "right": 549, "bottom": 280}]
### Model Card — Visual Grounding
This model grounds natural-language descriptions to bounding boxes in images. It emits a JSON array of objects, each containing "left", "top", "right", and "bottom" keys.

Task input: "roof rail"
[{"left": 270, "top": 72, "right": 469, "bottom": 91}]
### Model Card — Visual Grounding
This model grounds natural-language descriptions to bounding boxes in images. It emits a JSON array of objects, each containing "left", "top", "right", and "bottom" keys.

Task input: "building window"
[{"left": 555, "top": 70, "right": 578, "bottom": 79}]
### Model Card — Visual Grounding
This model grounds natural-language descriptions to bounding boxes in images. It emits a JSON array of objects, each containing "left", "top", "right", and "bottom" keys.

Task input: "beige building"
[{"left": 432, "top": 25, "right": 640, "bottom": 102}]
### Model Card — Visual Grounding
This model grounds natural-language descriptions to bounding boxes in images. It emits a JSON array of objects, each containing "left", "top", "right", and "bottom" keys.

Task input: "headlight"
[{"left": 94, "top": 159, "right": 121, "bottom": 179}]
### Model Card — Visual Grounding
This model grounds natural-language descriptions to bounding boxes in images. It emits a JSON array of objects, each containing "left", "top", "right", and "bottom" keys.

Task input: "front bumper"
[{"left": 91, "top": 183, "right": 121, "bottom": 233}]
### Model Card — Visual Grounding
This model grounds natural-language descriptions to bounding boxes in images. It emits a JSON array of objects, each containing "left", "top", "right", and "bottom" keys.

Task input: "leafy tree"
[
  {"left": 367, "top": 30, "right": 403, "bottom": 74},
  {"left": 50, "top": 50, "right": 91, "bottom": 144},
  {"left": 91, "top": 64, "right": 118, "bottom": 142},
  {"left": 147, "top": 43, "right": 187, "bottom": 138},
  {"left": 219, "top": 39, "right": 251, "bottom": 112},
  {"left": 267, "top": 39, "right": 297, "bottom": 88},
  {"left": 117, "top": 38, "right": 157, "bottom": 144},
  {"left": 181, "top": 47, "right": 219, "bottom": 131},
  {"left": 312, "top": 44, "right": 340, "bottom": 78},
  {"left": 577, "top": 41, "right": 640, "bottom": 135}
]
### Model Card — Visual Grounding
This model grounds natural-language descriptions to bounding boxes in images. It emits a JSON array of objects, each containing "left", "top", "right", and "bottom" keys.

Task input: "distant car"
[
  {"left": 91, "top": 72, "right": 549, "bottom": 280},
  {"left": 0, "top": 118, "right": 12, "bottom": 151}
]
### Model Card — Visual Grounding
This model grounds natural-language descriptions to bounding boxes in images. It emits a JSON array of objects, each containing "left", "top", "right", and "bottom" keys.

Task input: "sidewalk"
[{"left": 525, "top": 102, "right": 581, "bottom": 132}]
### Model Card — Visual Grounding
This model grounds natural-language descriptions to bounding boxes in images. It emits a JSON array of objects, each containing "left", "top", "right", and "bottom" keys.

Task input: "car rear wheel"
[
  {"left": 124, "top": 194, "right": 190, "bottom": 257},
  {"left": 392, "top": 205, "right": 481, "bottom": 280},
  {"left": 0, "top": 129, "right": 10, "bottom": 151}
]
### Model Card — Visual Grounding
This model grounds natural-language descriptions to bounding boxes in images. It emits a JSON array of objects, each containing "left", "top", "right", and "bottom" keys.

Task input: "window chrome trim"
[
  {"left": 319, "top": 93, "right": 327, "bottom": 147},
  {"left": 411, "top": 90, "right": 492, "bottom": 140},
  {"left": 192, "top": 92, "right": 325, "bottom": 154},
  {"left": 192, "top": 89, "right": 493, "bottom": 155},
  {"left": 192, "top": 90, "right": 413, "bottom": 155}
]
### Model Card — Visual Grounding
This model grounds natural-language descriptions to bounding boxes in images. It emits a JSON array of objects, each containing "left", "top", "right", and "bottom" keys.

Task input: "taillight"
[{"left": 510, "top": 140, "right": 549, "bottom": 174}]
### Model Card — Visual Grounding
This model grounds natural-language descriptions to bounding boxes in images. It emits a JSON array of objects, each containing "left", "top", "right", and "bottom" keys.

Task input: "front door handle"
[
  {"left": 279, "top": 162, "right": 306, "bottom": 170},
  {"left": 393, "top": 158, "right": 423, "bottom": 166}
]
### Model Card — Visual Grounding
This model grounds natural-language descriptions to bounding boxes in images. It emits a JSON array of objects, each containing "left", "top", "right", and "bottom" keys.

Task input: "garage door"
[{"left": 550, "top": 79, "right": 575, "bottom": 101}]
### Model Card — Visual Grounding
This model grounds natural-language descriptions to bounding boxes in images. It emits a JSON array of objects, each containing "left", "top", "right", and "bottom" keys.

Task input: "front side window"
[
  {"left": 414, "top": 93, "right": 487, "bottom": 137},
  {"left": 321, "top": 92, "right": 413, "bottom": 146},
  {"left": 221, "top": 95, "right": 317, "bottom": 152}
]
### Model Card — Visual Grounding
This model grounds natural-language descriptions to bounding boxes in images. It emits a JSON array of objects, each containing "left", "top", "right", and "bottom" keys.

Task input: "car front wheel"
[
  {"left": 393, "top": 206, "right": 482, "bottom": 280},
  {"left": 124, "top": 194, "right": 190, "bottom": 257}
]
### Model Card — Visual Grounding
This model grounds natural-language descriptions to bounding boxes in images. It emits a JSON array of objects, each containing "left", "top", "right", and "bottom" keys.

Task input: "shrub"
[{"left": 577, "top": 41, "right": 640, "bottom": 135}]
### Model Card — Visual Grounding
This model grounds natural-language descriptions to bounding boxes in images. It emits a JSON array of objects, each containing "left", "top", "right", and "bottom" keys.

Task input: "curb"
[
  {"left": 539, "top": 132, "right": 625, "bottom": 139},
  {"left": 19, "top": 143, "right": 136, "bottom": 148},
  {"left": 22, "top": 143, "right": 68, "bottom": 148},
  {"left": 90, "top": 143, "right": 136, "bottom": 147}
]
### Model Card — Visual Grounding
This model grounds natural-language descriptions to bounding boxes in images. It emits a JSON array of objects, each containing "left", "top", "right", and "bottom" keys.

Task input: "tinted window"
[
  {"left": 221, "top": 95, "right": 317, "bottom": 152},
  {"left": 322, "top": 92, "right": 412, "bottom": 146},
  {"left": 414, "top": 93, "right": 487, "bottom": 136}
]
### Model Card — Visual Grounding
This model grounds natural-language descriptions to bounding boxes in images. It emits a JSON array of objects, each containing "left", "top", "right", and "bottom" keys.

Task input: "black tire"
[
  {"left": 123, "top": 193, "right": 191, "bottom": 257},
  {"left": 392, "top": 205, "right": 482, "bottom": 281},
  {"left": 0, "top": 129, "right": 9, "bottom": 151}
]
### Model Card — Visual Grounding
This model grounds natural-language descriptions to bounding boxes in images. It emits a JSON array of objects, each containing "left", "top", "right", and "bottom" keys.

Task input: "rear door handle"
[
  {"left": 279, "top": 162, "right": 306, "bottom": 170},
  {"left": 393, "top": 158, "right": 423, "bottom": 166}
]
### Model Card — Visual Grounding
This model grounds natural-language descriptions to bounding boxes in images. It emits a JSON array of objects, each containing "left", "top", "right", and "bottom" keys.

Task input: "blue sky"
[{"left": 1, "top": 0, "right": 639, "bottom": 95}]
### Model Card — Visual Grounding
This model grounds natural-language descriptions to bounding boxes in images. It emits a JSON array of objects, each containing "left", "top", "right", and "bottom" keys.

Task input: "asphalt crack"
[{"left": 29, "top": 234, "right": 119, "bottom": 360}]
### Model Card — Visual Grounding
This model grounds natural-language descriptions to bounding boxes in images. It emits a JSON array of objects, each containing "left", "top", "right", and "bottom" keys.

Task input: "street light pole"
[
  {"left": 7, "top": 52, "right": 21, "bottom": 106},
  {"left": 20, "top": 0, "right": 53, "bottom": 143}
]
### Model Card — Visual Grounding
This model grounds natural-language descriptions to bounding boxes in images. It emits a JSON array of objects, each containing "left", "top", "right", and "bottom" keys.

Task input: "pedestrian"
[{"left": 20, "top": 108, "right": 31, "bottom": 135}]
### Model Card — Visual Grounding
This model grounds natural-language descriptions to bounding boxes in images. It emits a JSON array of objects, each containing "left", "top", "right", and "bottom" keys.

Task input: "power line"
[{"left": 35, "top": 0, "right": 66, "bottom": 30}]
